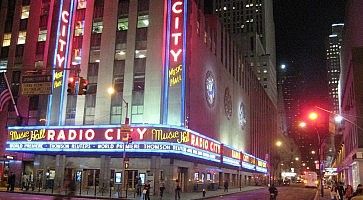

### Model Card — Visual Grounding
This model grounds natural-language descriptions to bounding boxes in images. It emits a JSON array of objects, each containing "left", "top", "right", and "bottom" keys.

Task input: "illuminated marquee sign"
[{"left": 6, "top": 125, "right": 266, "bottom": 173}]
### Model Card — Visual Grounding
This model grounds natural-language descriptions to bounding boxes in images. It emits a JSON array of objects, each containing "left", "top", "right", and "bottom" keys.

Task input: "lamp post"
[
  {"left": 270, "top": 141, "right": 282, "bottom": 185},
  {"left": 306, "top": 111, "right": 324, "bottom": 197},
  {"left": 108, "top": 87, "right": 130, "bottom": 195}
]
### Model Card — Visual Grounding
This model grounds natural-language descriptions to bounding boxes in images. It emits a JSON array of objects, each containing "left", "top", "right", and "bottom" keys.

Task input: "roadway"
[{"left": 206, "top": 184, "right": 317, "bottom": 200}]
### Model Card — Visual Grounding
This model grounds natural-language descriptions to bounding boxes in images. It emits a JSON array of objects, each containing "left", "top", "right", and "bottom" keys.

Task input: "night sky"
[{"left": 274, "top": 0, "right": 345, "bottom": 103}]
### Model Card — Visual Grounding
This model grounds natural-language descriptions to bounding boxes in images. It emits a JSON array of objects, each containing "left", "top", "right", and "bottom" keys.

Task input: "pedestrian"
[
  {"left": 137, "top": 176, "right": 142, "bottom": 196},
  {"left": 160, "top": 179, "right": 166, "bottom": 199},
  {"left": 352, "top": 184, "right": 363, "bottom": 200},
  {"left": 10, "top": 172, "right": 16, "bottom": 192},
  {"left": 22, "top": 173, "right": 28, "bottom": 191},
  {"left": 143, "top": 180, "right": 151, "bottom": 200},
  {"left": 175, "top": 179, "right": 181, "bottom": 200},
  {"left": 7, "top": 172, "right": 13, "bottom": 191},
  {"left": 345, "top": 185, "right": 354, "bottom": 200},
  {"left": 337, "top": 182, "right": 345, "bottom": 200},
  {"left": 268, "top": 184, "right": 278, "bottom": 200},
  {"left": 331, "top": 182, "right": 339, "bottom": 200},
  {"left": 224, "top": 180, "right": 229, "bottom": 192}
]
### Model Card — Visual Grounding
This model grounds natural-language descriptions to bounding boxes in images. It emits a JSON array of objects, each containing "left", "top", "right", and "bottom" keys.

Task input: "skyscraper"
[
  {"left": 214, "top": 0, "right": 277, "bottom": 106},
  {"left": 326, "top": 23, "right": 344, "bottom": 113}
]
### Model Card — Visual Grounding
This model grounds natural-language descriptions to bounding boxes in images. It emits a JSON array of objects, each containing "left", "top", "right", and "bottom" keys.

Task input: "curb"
[
  {"left": 191, "top": 187, "right": 266, "bottom": 200},
  {"left": 314, "top": 189, "right": 319, "bottom": 200},
  {"left": 0, "top": 191, "right": 120, "bottom": 199}
]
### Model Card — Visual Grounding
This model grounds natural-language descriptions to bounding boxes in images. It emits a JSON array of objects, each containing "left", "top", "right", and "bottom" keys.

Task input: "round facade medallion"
[
  {"left": 205, "top": 71, "right": 216, "bottom": 107},
  {"left": 224, "top": 87, "right": 232, "bottom": 120},
  {"left": 239, "top": 102, "right": 247, "bottom": 130}
]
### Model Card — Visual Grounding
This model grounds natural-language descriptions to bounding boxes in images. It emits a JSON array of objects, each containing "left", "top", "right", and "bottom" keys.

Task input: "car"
[
  {"left": 283, "top": 180, "right": 290, "bottom": 186},
  {"left": 296, "top": 179, "right": 302, "bottom": 183}
]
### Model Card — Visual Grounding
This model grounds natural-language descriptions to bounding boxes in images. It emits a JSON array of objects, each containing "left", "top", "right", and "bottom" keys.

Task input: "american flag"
[{"left": 0, "top": 72, "right": 11, "bottom": 112}]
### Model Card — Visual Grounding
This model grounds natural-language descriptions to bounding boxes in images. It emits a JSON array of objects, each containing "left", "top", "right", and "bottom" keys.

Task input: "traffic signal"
[
  {"left": 78, "top": 77, "right": 88, "bottom": 95},
  {"left": 67, "top": 77, "right": 76, "bottom": 95},
  {"left": 127, "top": 135, "right": 133, "bottom": 144}
]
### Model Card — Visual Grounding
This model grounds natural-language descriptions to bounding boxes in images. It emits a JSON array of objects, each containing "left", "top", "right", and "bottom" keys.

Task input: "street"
[
  {"left": 206, "top": 185, "right": 317, "bottom": 200},
  {"left": 0, "top": 192, "right": 93, "bottom": 200}
]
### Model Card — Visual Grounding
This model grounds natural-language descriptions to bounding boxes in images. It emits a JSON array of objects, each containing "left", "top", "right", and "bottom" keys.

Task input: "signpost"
[{"left": 21, "top": 75, "right": 52, "bottom": 95}]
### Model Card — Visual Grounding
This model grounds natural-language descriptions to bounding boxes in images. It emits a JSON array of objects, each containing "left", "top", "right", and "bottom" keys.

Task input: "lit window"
[
  {"left": 77, "top": 0, "right": 87, "bottom": 9},
  {"left": 18, "top": 31, "right": 27, "bottom": 44},
  {"left": 92, "top": 21, "right": 103, "bottom": 33},
  {"left": 21, "top": 6, "right": 30, "bottom": 19},
  {"left": 137, "top": 15, "right": 149, "bottom": 28},
  {"left": 263, "top": 69, "right": 267, "bottom": 73},
  {"left": 75, "top": 21, "right": 84, "bottom": 36},
  {"left": 2, "top": 33, "right": 11, "bottom": 47},
  {"left": 135, "top": 49, "right": 147, "bottom": 58},
  {"left": 117, "top": 18, "right": 128, "bottom": 31},
  {"left": 38, "top": 30, "right": 47, "bottom": 41}
]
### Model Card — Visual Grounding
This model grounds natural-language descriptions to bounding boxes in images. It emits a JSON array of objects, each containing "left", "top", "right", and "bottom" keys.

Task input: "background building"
[
  {"left": 0, "top": 0, "right": 274, "bottom": 195},
  {"left": 326, "top": 23, "right": 344, "bottom": 114},
  {"left": 213, "top": 0, "right": 277, "bottom": 107}
]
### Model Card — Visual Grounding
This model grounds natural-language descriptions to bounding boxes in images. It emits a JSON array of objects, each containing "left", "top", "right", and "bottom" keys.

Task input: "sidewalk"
[
  {"left": 0, "top": 186, "right": 265, "bottom": 200},
  {"left": 314, "top": 188, "right": 332, "bottom": 200}
]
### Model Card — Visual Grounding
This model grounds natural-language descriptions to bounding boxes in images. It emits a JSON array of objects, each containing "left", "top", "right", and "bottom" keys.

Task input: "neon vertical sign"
[
  {"left": 47, "top": 0, "right": 76, "bottom": 125},
  {"left": 162, "top": 0, "right": 187, "bottom": 126}
]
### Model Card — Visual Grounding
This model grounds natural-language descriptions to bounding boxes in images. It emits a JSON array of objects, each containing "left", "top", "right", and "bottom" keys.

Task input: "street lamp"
[
  {"left": 306, "top": 111, "right": 324, "bottom": 197},
  {"left": 275, "top": 140, "right": 282, "bottom": 147},
  {"left": 108, "top": 86, "right": 130, "bottom": 196}
]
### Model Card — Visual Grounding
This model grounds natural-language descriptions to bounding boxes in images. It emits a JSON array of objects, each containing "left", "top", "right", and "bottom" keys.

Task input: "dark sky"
[{"left": 274, "top": 0, "right": 345, "bottom": 105}]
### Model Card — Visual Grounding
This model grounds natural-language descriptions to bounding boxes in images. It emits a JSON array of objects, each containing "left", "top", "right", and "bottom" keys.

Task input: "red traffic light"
[
  {"left": 78, "top": 77, "right": 88, "bottom": 95},
  {"left": 308, "top": 112, "right": 318, "bottom": 121}
]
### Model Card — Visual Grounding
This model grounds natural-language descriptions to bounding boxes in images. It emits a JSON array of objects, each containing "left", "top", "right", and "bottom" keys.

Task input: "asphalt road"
[
  {"left": 206, "top": 185, "right": 317, "bottom": 200},
  {"left": 0, "top": 192, "right": 92, "bottom": 200}
]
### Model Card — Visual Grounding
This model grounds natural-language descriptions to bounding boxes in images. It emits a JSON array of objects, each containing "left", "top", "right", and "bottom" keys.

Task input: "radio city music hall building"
[{"left": 0, "top": 0, "right": 276, "bottom": 195}]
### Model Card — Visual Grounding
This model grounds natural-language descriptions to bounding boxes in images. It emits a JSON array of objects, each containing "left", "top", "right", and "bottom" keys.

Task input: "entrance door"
[
  {"left": 125, "top": 170, "right": 138, "bottom": 190},
  {"left": 177, "top": 167, "right": 188, "bottom": 192}
]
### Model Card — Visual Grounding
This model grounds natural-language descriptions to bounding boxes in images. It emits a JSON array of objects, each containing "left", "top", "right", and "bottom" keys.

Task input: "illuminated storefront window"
[
  {"left": 38, "top": 30, "right": 47, "bottom": 41},
  {"left": 2, "top": 33, "right": 11, "bottom": 47},
  {"left": 17, "top": 31, "right": 27, "bottom": 44}
]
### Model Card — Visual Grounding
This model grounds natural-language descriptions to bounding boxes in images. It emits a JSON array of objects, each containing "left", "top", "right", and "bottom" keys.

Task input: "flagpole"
[{"left": 3, "top": 73, "right": 19, "bottom": 117}]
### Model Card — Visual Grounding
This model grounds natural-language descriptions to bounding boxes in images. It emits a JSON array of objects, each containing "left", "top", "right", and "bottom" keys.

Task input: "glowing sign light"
[
  {"left": 54, "top": 10, "right": 70, "bottom": 88},
  {"left": 6, "top": 124, "right": 267, "bottom": 173}
]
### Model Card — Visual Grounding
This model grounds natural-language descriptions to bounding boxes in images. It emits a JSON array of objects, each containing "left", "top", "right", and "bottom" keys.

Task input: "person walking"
[
  {"left": 10, "top": 172, "right": 16, "bottom": 192},
  {"left": 137, "top": 177, "right": 142, "bottom": 196},
  {"left": 345, "top": 185, "right": 354, "bottom": 200},
  {"left": 143, "top": 180, "right": 151, "bottom": 200},
  {"left": 159, "top": 179, "right": 166, "bottom": 199},
  {"left": 175, "top": 179, "right": 181, "bottom": 200},
  {"left": 337, "top": 182, "right": 345, "bottom": 200},
  {"left": 224, "top": 180, "right": 229, "bottom": 192},
  {"left": 352, "top": 184, "right": 363, "bottom": 200}
]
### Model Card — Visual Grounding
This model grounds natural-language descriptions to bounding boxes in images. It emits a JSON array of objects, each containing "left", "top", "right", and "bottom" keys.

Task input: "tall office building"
[
  {"left": 0, "top": 0, "right": 274, "bottom": 195},
  {"left": 214, "top": 0, "right": 277, "bottom": 106},
  {"left": 326, "top": 23, "right": 344, "bottom": 113}
]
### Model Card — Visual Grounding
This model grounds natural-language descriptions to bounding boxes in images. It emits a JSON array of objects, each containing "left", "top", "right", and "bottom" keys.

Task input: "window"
[
  {"left": 77, "top": 0, "right": 87, "bottom": 9},
  {"left": 15, "top": 45, "right": 25, "bottom": 57},
  {"left": 117, "top": 18, "right": 128, "bottom": 31},
  {"left": 74, "top": 21, "right": 84, "bottom": 36},
  {"left": 2, "top": 34, "right": 11, "bottom": 47},
  {"left": 38, "top": 30, "right": 47, "bottom": 41},
  {"left": 21, "top": 6, "right": 30, "bottom": 19},
  {"left": 0, "top": 47, "right": 9, "bottom": 59},
  {"left": 137, "top": 0, "right": 149, "bottom": 12},
  {"left": 18, "top": 31, "right": 27, "bottom": 44},
  {"left": 137, "top": 15, "right": 149, "bottom": 28},
  {"left": 92, "top": 21, "right": 103, "bottom": 33},
  {"left": 29, "top": 95, "right": 39, "bottom": 110},
  {"left": 118, "top": 0, "right": 129, "bottom": 16}
]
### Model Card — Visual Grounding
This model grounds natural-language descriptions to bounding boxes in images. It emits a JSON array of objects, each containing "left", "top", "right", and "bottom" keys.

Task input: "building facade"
[
  {"left": 334, "top": 0, "right": 363, "bottom": 190},
  {"left": 0, "top": 0, "right": 275, "bottom": 196}
]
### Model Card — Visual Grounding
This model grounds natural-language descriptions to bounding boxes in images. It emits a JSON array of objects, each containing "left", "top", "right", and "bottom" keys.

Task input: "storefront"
[{"left": 5, "top": 124, "right": 267, "bottom": 196}]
